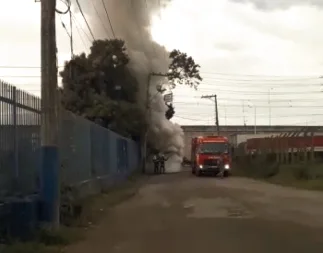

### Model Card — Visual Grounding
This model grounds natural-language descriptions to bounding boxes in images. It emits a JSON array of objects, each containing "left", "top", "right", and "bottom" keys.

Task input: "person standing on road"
[
  {"left": 153, "top": 154, "right": 159, "bottom": 174},
  {"left": 159, "top": 153, "right": 168, "bottom": 174}
]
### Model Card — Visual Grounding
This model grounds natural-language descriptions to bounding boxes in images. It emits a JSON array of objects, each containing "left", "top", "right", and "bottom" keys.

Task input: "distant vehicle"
[{"left": 191, "top": 136, "right": 232, "bottom": 177}]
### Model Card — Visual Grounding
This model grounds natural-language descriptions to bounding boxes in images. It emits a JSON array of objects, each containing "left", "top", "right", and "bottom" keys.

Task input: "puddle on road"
[{"left": 183, "top": 197, "right": 254, "bottom": 219}]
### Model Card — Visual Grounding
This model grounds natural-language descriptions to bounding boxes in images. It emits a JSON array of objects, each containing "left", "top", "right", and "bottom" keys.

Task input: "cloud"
[
  {"left": 2, "top": 0, "right": 323, "bottom": 125},
  {"left": 150, "top": 0, "right": 323, "bottom": 75},
  {"left": 150, "top": 0, "right": 323, "bottom": 125},
  {"left": 229, "top": 0, "right": 323, "bottom": 10}
]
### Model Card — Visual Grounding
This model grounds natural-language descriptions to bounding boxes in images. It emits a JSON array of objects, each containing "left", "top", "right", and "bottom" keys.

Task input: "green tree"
[
  {"left": 60, "top": 39, "right": 145, "bottom": 139},
  {"left": 155, "top": 49, "right": 202, "bottom": 120},
  {"left": 167, "top": 49, "right": 203, "bottom": 89},
  {"left": 165, "top": 103, "right": 175, "bottom": 120}
]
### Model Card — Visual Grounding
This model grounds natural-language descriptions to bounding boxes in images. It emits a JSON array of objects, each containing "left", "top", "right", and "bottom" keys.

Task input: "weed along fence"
[
  {"left": 235, "top": 127, "right": 323, "bottom": 179},
  {"left": 0, "top": 80, "right": 141, "bottom": 240}
]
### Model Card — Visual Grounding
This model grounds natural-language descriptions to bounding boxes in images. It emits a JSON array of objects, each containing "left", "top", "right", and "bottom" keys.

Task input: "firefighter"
[
  {"left": 159, "top": 153, "right": 168, "bottom": 174},
  {"left": 153, "top": 153, "right": 159, "bottom": 174}
]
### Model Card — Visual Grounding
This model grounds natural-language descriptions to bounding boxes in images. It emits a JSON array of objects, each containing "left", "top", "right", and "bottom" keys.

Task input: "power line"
[
  {"left": 0, "top": 75, "right": 62, "bottom": 78},
  {"left": 68, "top": 1, "right": 74, "bottom": 57},
  {"left": 75, "top": 0, "right": 96, "bottom": 40},
  {"left": 174, "top": 98, "right": 323, "bottom": 103},
  {"left": 91, "top": 1, "right": 110, "bottom": 38},
  {"left": 58, "top": 14, "right": 71, "bottom": 38},
  {"left": 173, "top": 103, "right": 323, "bottom": 109},
  {"left": 70, "top": 12, "right": 92, "bottom": 46},
  {"left": 199, "top": 80, "right": 322, "bottom": 87},
  {"left": 199, "top": 76, "right": 320, "bottom": 82},
  {"left": 101, "top": 0, "right": 116, "bottom": 38},
  {"left": 173, "top": 114, "right": 323, "bottom": 121},
  {"left": 177, "top": 112, "right": 323, "bottom": 118},
  {"left": 175, "top": 89, "right": 323, "bottom": 95},
  {"left": 0, "top": 66, "right": 64, "bottom": 69},
  {"left": 200, "top": 71, "right": 321, "bottom": 79},
  {"left": 56, "top": 0, "right": 70, "bottom": 14}
]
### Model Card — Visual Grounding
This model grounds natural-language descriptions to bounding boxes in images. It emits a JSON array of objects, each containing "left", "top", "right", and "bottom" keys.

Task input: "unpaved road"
[{"left": 67, "top": 170, "right": 323, "bottom": 253}]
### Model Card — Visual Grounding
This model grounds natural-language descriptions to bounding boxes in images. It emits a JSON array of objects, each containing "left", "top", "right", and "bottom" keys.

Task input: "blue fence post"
[{"left": 12, "top": 87, "right": 19, "bottom": 185}]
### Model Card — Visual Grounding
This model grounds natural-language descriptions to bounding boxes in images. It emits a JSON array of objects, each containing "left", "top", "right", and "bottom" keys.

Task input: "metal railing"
[{"left": 0, "top": 80, "right": 140, "bottom": 200}]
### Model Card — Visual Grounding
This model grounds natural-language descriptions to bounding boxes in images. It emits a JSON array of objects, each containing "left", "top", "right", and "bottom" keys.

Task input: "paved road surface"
[{"left": 67, "top": 170, "right": 323, "bottom": 253}]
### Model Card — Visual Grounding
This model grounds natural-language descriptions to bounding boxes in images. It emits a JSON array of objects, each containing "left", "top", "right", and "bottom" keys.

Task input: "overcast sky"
[{"left": 1, "top": 0, "right": 323, "bottom": 126}]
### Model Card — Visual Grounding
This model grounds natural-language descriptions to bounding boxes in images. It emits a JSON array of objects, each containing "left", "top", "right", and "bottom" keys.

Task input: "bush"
[{"left": 234, "top": 153, "right": 279, "bottom": 178}]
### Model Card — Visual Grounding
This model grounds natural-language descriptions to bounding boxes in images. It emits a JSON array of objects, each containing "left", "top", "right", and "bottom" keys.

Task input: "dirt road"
[{"left": 67, "top": 170, "right": 323, "bottom": 253}]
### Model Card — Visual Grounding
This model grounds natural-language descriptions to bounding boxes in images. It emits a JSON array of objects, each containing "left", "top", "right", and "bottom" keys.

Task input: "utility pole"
[
  {"left": 40, "top": 0, "right": 60, "bottom": 229},
  {"left": 142, "top": 72, "right": 168, "bottom": 174},
  {"left": 242, "top": 100, "right": 246, "bottom": 127},
  {"left": 142, "top": 73, "right": 151, "bottom": 174},
  {"left": 201, "top": 94, "right": 220, "bottom": 135}
]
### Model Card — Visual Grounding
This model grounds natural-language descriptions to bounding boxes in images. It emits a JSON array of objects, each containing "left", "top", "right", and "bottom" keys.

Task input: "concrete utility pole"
[
  {"left": 40, "top": 0, "right": 60, "bottom": 229},
  {"left": 142, "top": 72, "right": 168, "bottom": 173},
  {"left": 201, "top": 94, "right": 220, "bottom": 135}
]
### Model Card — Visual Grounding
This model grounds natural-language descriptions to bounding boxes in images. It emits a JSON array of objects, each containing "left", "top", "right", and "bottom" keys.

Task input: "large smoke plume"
[{"left": 80, "top": 0, "right": 184, "bottom": 172}]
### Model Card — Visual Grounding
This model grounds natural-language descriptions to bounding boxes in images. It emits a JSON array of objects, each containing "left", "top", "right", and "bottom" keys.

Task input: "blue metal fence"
[
  {"left": 0, "top": 80, "right": 41, "bottom": 199},
  {"left": 59, "top": 110, "right": 141, "bottom": 196},
  {"left": 0, "top": 80, "right": 141, "bottom": 238}
]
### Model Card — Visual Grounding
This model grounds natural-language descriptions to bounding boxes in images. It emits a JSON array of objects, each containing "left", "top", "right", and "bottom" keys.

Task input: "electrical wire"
[
  {"left": 56, "top": 0, "right": 70, "bottom": 14},
  {"left": 173, "top": 103, "right": 323, "bottom": 109},
  {"left": 75, "top": 0, "right": 96, "bottom": 40},
  {"left": 198, "top": 80, "right": 322, "bottom": 87},
  {"left": 59, "top": 14, "right": 71, "bottom": 38},
  {"left": 200, "top": 71, "right": 321, "bottom": 79},
  {"left": 177, "top": 112, "right": 323, "bottom": 118},
  {"left": 173, "top": 89, "right": 323, "bottom": 95},
  {"left": 101, "top": 0, "right": 116, "bottom": 38},
  {"left": 68, "top": 1, "right": 74, "bottom": 57},
  {"left": 71, "top": 12, "right": 92, "bottom": 44},
  {"left": 91, "top": 1, "right": 111, "bottom": 38},
  {"left": 0, "top": 66, "right": 64, "bottom": 69},
  {"left": 199, "top": 76, "right": 320, "bottom": 82}
]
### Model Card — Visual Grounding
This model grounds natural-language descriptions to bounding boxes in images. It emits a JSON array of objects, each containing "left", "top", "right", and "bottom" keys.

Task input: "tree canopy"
[
  {"left": 165, "top": 103, "right": 175, "bottom": 120},
  {"left": 167, "top": 49, "right": 202, "bottom": 89},
  {"left": 158, "top": 49, "right": 202, "bottom": 120},
  {"left": 60, "top": 39, "right": 145, "bottom": 139},
  {"left": 60, "top": 39, "right": 202, "bottom": 136}
]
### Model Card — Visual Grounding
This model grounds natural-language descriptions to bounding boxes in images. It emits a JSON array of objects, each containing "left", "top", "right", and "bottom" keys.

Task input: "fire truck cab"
[{"left": 191, "top": 136, "right": 231, "bottom": 177}]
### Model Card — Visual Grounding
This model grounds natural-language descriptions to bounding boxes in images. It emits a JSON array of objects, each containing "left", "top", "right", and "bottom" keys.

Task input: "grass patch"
[
  {"left": 234, "top": 155, "right": 323, "bottom": 191},
  {"left": 266, "top": 163, "right": 323, "bottom": 191}
]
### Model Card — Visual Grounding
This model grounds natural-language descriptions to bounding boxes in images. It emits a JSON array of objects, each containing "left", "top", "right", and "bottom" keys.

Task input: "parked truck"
[{"left": 191, "top": 136, "right": 231, "bottom": 177}]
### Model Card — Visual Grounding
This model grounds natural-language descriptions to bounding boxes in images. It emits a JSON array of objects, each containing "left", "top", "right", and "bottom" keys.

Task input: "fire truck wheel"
[
  {"left": 223, "top": 171, "right": 229, "bottom": 177},
  {"left": 196, "top": 170, "right": 201, "bottom": 177}
]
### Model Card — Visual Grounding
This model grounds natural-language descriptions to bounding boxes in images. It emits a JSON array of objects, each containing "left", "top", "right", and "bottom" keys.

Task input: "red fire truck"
[{"left": 191, "top": 136, "right": 231, "bottom": 177}]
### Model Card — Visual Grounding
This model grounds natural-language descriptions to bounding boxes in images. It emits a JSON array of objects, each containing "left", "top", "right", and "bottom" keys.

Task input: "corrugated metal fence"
[{"left": 0, "top": 80, "right": 141, "bottom": 201}]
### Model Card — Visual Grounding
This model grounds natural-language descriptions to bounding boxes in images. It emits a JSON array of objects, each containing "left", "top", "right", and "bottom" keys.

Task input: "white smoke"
[
  {"left": 147, "top": 77, "right": 185, "bottom": 172},
  {"left": 83, "top": 0, "right": 185, "bottom": 172}
]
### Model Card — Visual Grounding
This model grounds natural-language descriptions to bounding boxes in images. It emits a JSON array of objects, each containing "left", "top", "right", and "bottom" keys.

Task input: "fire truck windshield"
[{"left": 197, "top": 142, "right": 228, "bottom": 154}]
